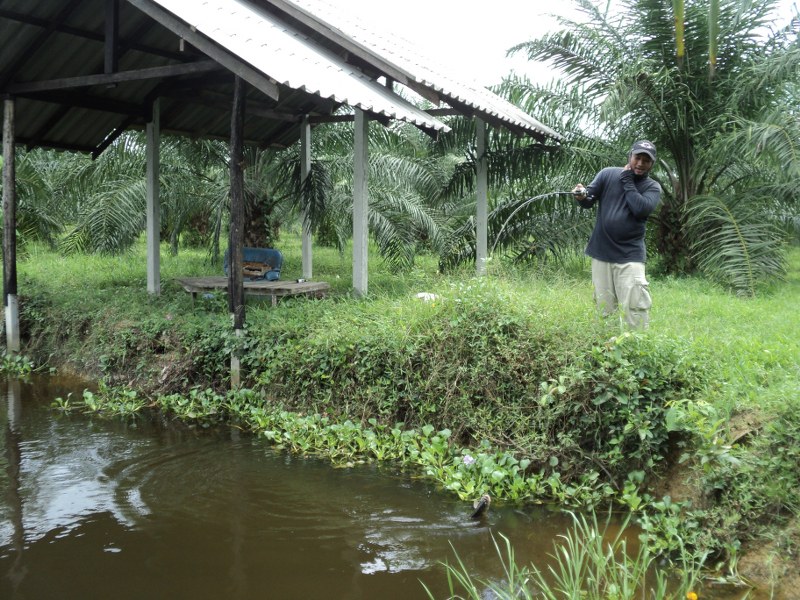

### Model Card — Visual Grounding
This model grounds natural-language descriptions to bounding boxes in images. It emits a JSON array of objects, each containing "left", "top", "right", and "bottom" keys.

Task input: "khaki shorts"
[{"left": 591, "top": 259, "right": 652, "bottom": 329}]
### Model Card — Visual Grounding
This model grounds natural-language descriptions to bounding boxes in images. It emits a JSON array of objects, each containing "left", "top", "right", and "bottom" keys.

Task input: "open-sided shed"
[{"left": 1, "top": 0, "right": 561, "bottom": 368}]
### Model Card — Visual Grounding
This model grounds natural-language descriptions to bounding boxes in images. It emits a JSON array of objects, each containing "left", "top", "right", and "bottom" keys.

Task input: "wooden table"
[{"left": 176, "top": 277, "right": 330, "bottom": 306}]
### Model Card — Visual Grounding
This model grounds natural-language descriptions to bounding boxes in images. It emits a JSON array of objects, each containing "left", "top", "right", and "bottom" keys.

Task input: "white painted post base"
[
  {"left": 5, "top": 294, "right": 20, "bottom": 354},
  {"left": 230, "top": 328, "right": 244, "bottom": 389}
]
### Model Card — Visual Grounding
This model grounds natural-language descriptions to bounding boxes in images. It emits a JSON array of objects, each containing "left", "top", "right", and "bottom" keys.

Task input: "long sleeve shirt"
[{"left": 577, "top": 167, "right": 661, "bottom": 263}]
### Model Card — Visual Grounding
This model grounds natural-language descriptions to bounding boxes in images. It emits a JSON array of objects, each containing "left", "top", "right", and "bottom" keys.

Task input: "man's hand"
[{"left": 572, "top": 184, "right": 587, "bottom": 200}]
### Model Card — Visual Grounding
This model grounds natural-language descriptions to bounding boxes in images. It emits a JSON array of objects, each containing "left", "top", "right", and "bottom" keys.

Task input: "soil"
[
  {"left": 737, "top": 521, "right": 800, "bottom": 600},
  {"left": 651, "top": 414, "right": 800, "bottom": 599}
]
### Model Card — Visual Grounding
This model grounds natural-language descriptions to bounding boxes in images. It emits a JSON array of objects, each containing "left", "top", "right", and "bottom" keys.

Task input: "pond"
[
  {"left": 0, "top": 375, "right": 584, "bottom": 599},
  {"left": 0, "top": 375, "right": 754, "bottom": 599}
]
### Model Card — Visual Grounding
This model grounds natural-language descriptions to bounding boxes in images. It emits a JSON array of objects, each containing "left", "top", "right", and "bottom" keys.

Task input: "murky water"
[
  {"left": 0, "top": 375, "right": 756, "bottom": 599},
  {"left": 0, "top": 375, "right": 582, "bottom": 599}
]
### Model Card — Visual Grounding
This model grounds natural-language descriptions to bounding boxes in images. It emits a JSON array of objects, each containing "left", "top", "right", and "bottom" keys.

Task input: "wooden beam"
[
  {"left": 0, "top": 0, "right": 83, "bottom": 89},
  {"left": 18, "top": 90, "right": 146, "bottom": 116},
  {"left": 3, "top": 98, "right": 20, "bottom": 353},
  {"left": 91, "top": 117, "right": 138, "bottom": 159},
  {"left": 16, "top": 137, "right": 96, "bottom": 154},
  {"left": 228, "top": 77, "right": 246, "bottom": 330},
  {"left": 0, "top": 8, "right": 186, "bottom": 61},
  {"left": 163, "top": 89, "right": 300, "bottom": 123},
  {"left": 15, "top": 16, "right": 186, "bottom": 150},
  {"left": 3, "top": 98, "right": 17, "bottom": 301},
  {"left": 308, "top": 114, "right": 355, "bottom": 124},
  {"left": 475, "top": 118, "right": 488, "bottom": 276},
  {"left": 105, "top": 0, "right": 120, "bottom": 74},
  {"left": 6, "top": 60, "right": 222, "bottom": 94},
  {"left": 309, "top": 111, "right": 437, "bottom": 139},
  {"left": 426, "top": 108, "right": 463, "bottom": 117},
  {"left": 229, "top": 77, "right": 246, "bottom": 388}
]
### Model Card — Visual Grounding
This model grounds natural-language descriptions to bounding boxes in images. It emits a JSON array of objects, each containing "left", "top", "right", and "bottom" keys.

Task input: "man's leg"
[
  {"left": 591, "top": 259, "right": 618, "bottom": 317},
  {"left": 614, "top": 262, "right": 652, "bottom": 329}
]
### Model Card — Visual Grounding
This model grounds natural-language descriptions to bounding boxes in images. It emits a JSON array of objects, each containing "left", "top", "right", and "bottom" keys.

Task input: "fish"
[{"left": 470, "top": 493, "right": 491, "bottom": 519}]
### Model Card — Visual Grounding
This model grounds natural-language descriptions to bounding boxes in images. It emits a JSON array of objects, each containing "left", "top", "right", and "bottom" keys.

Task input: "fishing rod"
[{"left": 490, "top": 191, "right": 584, "bottom": 256}]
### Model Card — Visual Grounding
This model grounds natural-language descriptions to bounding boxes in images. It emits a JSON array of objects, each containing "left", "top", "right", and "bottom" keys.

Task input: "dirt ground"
[{"left": 651, "top": 418, "right": 799, "bottom": 599}]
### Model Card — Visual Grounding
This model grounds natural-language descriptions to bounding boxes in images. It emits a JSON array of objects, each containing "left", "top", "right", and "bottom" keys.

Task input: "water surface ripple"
[{"left": 2, "top": 375, "right": 744, "bottom": 600}]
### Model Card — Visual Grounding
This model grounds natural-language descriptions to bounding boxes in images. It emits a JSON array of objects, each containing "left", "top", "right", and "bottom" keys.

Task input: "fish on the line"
[{"left": 470, "top": 493, "right": 491, "bottom": 519}]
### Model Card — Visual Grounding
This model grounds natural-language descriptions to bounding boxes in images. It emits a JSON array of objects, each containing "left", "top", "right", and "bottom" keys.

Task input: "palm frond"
[
  {"left": 686, "top": 193, "right": 787, "bottom": 295},
  {"left": 59, "top": 179, "right": 146, "bottom": 255}
]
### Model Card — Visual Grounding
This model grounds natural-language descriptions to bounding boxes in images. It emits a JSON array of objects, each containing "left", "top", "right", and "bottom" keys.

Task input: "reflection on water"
[
  {"left": 0, "top": 375, "right": 578, "bottom": 599},
  {"left": 0, "top": 375, "right": 755, "bottom": 599}
]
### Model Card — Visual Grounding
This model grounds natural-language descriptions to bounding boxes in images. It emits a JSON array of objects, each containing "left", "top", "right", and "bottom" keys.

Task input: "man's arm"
[
  {"left": 573, "top": 169, "right": 606, "bottom": 208},
  {"left": 619, "top": 168, "right": 661, "bottom": 218},
  {"left": 572, "top": 184, "right": 594, "bottom": 208}
]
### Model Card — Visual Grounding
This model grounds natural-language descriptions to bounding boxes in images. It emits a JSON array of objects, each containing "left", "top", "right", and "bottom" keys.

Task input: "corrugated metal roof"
[
  {"left": 139, "top": 0, "right": 450, "bottom": 133},
  {"left": 0, "top": 0, "right": 559, "bottom": 155},
  {"left": 272, "top": 0, "right": 561, "bottom": 141}
]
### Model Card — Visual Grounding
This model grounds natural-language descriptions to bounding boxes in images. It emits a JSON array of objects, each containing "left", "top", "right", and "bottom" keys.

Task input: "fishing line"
[{"left": 490, "top": 191, "right": 581, "bottom": 256}]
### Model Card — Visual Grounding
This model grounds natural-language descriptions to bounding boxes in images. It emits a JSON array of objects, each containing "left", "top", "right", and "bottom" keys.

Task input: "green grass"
[
  {"left": 652, "top": 252, "right": 800, "bottom": 413},
  {"left": 18, "top": 234, "right": 799, "bottom": 420},
  {"left": 424, "top": 512, "right": 702, "bottom": 600},
  {"left": 13, "top": 235, "right": 800, "bottom": 592}
]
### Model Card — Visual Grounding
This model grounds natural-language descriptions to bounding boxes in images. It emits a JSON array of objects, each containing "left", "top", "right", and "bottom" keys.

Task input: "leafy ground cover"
[{"left": 10, "top": 235, "right": 800, "bottom": 597}]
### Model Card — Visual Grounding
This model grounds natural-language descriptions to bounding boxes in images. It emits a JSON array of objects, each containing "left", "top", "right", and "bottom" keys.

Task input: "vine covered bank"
[{"left": 9, "top": 245, "right": 800, "bottom": 596}]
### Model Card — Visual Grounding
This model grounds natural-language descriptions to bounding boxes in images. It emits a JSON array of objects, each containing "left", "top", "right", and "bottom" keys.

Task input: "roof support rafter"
[
  {"left": 18, "top": 91, "right": 146, "bottom": 116},
  {"left": 126, "top": 0, "right": 280, "bottom": 101},
  {"left": 6, "top": 60, "right": 223, "bottom": 94},
  {"left": 91, "top": 117, "right": 138, "bottom": 158},
  {"left": 0, "top": 8, "right": 186, "bottom": 61},
  {"left": 105, "top": 0, "right": 120, "bottom": 74},
  {"left": 0, "top": 0, "right": 83, "bottom": 89},
  {"left": 162, "top": 89, "right": 301, "bottom": 123}
]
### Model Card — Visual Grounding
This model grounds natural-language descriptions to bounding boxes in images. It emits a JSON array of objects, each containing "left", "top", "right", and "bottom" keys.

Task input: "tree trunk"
[
  {"left": 243, "top": 195, "right": 275, "bottom": 248},
  {"left": 655, "top": 196, "right": 693, "bottom": 274}
]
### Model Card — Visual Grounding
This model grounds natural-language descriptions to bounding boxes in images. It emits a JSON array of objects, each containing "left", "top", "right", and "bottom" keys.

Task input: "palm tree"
[
  {"left": 4, "top": 149, "right": 69, "bottom": 249},
  {"left": 9, "top": 133, "right": 229, "bottom": 258},
  {"left": 435, "top": 108, "right": 592, "bottom": 271},
  {"left": 494, "top": 0, "right": 800, "bottom": 294},
  {"left": 9, "top": 117, "right": 453, "bottom": 272},
  {"left": 57, "top": 134, "right": 147, "bottom": 255},
  {"left": 296, "top": 117, "right": 454, "bottom": 269},
  {"left": 159, "top": 137, "right": 229, "bottom": 258}
]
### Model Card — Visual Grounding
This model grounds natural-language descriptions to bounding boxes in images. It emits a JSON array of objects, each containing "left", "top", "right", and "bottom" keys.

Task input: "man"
[{"left": 572, "top": 140, "right": 662, "bottom": 329}]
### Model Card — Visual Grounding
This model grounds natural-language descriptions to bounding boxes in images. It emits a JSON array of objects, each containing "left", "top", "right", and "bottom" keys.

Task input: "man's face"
[{"left": 628, "top": 152, "right": 654, "bottom": 176}]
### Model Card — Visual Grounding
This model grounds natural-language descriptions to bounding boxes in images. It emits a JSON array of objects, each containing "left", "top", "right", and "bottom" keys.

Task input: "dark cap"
[{"left": 630, "top": 140, "right": 656, "bottom": 161}]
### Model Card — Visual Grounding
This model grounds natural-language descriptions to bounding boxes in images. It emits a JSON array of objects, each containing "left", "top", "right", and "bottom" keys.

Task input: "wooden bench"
[
  {"left": 176, "top": 276, "right": 330, "bottom": 307},
  {"left": 179, "top": 247, "right": 329, "bottom": 306}
]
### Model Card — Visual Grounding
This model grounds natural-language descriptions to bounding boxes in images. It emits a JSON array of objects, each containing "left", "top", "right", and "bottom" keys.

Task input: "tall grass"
[
  {"left": 423, "top": 512, "right": 703, "bottom": 600},
  {"left": 18, "top": 234, "right": 799, "bottom": 434},
  {"left": 18, "top": 233, "right": 799, "bottom": 420}
]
